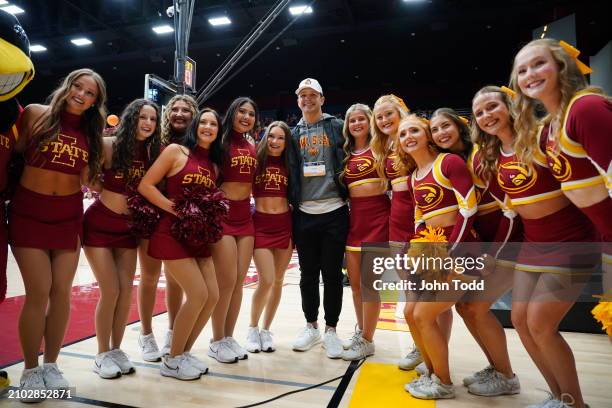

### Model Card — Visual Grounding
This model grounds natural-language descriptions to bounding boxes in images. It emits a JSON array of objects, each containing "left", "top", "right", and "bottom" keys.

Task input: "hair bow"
[
  {"left": 390, "top": 94, "right": 410, "bottom": 112},
  {"left": 559, "top": 40, "right": 593, "bottom": 75},
  {"left": 500, "top": 86, "right": 517, "bottom": 99},
  {"left": 459, "top": 116, "right": 470, "bottom": 125}
]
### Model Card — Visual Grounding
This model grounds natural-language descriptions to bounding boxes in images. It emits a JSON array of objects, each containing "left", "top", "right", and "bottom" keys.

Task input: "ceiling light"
[
  {"left": 289, "top": 6, "right": 313, "bottom": 16},
  {"left": 71, "top": 38, "right": 92, "bottom": 46},
  {"left": 0, "top": 1, "right": 9, "bottom": 5},
  {"left": 0, "top": 5, "right": 25, "bottom": 14},
  {"left": 152, "top": 24, "right": 174, "bottom": 34},
  {"left": 208, "top": 16, "right": 231, "bottom": 26},
  {"left": 30, "top": 44, "right": 47, "bottom": 52}
]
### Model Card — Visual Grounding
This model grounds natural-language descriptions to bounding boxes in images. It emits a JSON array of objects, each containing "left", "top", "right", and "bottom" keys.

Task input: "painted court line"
[{"left": 58, "top": 350, "right": 337, "bottom": 391}]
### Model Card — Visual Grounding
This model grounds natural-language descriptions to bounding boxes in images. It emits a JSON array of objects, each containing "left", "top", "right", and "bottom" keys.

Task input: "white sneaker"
[
  {"left": 398, "top": 344, "right": 423, "bottom": 370},
  {"left": 526, "top": 394, "right": 561, "bottom": 408},
  {"left": 463, "top": 364, "right": 494, "bottom": 386},
  {"left": 42, "top": 363, "right": 70, "bottom": 390},
  {"left": 138, "top": 332, "right": 161, "bottom": 362},
  {"left": 468, "top": 370, "right": 520, "bottom": 396},
  {"left": 245, "top": 327, "right": 262, "bottom": 353},
  {"left": 342, "top": 328, "right": 363, "bottom": 350},
  {"left": 404, "top": 374, "right": 430, "bottom": 392},
  {"left": 341, "top": 337, "right": 375, "bottom": 361},
  {"left": 208, "top": 339, "right": 238, "bottom": 363},
  {"left": 415, "top": 362, "right": 429, "bottom": 376},
  {"left": 160, "top": 330, "right": 173, "bottom": 357},
  {"left": 160, "top": 354, "right": 201, "bottom": 381},
  {"left": 323, "top": 328, "right": 343, "bottom": 359},
  {"left": 184, "top": 352, "right": 209, "bottom": 375},
  {"left": 19, "top": 367, "right": 46, "bottom": 403},
  {"left": 224, "top": 337, "right": 248, "bottom": 360},
  {"left": 407, "top": 373, "right": 455, "bottom": 400},
  {"left": 260, "top": 329, "right": 275, "bottom": 352},
  {"left": 110, "top": 349, "right": 135, "bottom": 375},
  {"left": 93, "top": 352, "right": 122, "bottom": 379},
  {"left": 292, "top": 323, "right": 321, "bottom": 351}
]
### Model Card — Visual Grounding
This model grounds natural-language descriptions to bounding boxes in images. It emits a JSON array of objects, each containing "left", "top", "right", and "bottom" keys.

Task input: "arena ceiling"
[{"left": 11, "top": 0, "right": 611, "bottom": 114}]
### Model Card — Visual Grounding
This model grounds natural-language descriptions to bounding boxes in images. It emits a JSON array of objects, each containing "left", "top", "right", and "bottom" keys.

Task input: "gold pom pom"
[{"left": 592, "top": 299, "right": 612, "bottom": 337}]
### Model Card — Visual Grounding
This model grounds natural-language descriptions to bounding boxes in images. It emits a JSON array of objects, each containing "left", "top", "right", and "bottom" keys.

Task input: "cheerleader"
[
  {"left": 429, "top": 108, "right": 473, "bottom": 160},
  {"left": 83, "top": 99, "right": 161, "bottom": 378},
  {"left": 138, "top": 108, "right": 221, "bottom": 380},
  {"left": 507, "top": 39, "right": 605, "bottom": 408},
  {"left": 245, "top": 121, "right": 293, "bottom": 353},
  {"left": 339, "top": 104, "right": 390, "bottom": 360},
  {"left": 137, "top": 95, "right": 197, "bottom": 360},
  {"left": 512, "top": 39, "right": 612, "bottom": 296},
  {"left": 397, "top": 115, "right": 479, "bottom": 400},
  {"left": 209, "top": 97, "right": 258, "bottom": 363},
  {"left": 10, "top": 69, "right": 106, "bottom": 400}
]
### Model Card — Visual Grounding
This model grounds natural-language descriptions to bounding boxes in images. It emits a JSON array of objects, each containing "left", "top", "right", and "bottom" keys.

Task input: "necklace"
[{"left": 352, "top": 146, "right": 369, "bottom": 155}]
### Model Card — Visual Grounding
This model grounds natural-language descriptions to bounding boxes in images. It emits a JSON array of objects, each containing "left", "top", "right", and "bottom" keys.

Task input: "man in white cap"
[{"left": 287, "top": 78, "right": 348, "bottom": 359}]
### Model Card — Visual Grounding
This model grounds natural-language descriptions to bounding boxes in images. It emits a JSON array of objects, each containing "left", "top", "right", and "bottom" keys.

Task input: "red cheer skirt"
[
  {"left": 253, "top": 211, "right": 292, "bottom": 249},
  {"left": 347, "top": 195, "right": 390, "bottom": 252},
  {"left": 83, "top": 199, "right": 138, "bottom": 249},
  {"left": 9, "top": 185, "right": 83, "bottom": 250},
  {"left": 148, "top": 213, "right": 211, "bottom": 260},
  {"left": 222, "top": 198, "right": 254, "bottom": 237},
  {"left": 389, "top": 190, "right": 414, "bottom": 244}
]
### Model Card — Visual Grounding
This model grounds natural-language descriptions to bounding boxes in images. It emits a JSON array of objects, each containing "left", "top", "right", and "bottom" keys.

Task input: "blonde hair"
[
  {"left": 161, "top": 94, "right": 198, "bottom": 144},
  {"left": 340, "top": 104, "right": 372, "bottom": 184},
  {"left": 395, "top": 114, "right": 434, "bottom": 175},
  {"left": 509, "top": 38, "right": 604, "bottom": 165},
  {"left": 370, "top": 94, "right": 409, "bottom": 178},
  {"left": 470, "top": 86, "right": 515, "bottom": 181}
]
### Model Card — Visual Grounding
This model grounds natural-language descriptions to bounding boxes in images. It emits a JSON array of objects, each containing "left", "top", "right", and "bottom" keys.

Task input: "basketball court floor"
[{"left": 1, "top": 246, "right": 611, "bottom": 407}]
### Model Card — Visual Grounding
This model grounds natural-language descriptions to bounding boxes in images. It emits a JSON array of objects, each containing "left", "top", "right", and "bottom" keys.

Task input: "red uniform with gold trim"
[
  {"left": 9, "top": 110, "right": 88, "bottom": 250},
  {"left": 253, "top": 155, "right": 292, "bottom": 249},
  {"left": 149, "top": 145, "right": 216, "bottom": 259},
  {"left": 221, "top": 131, "right": 257, "bottom": 236},
  {"left": 385, "top": 153, "right": 414, "bottom": 244},
  {"left": 496, "top": 128, "right": 597, "bottom": 273},
  {"left": 412, "top": 153, "right": 479, "bottom": 250},
  {"left": 343, "top": 147, "right": 390, "bottom": 251}
]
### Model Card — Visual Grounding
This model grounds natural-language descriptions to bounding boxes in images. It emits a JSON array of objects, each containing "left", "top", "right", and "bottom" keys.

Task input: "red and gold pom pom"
[
  {"left": 126, "top": 182, "right": 161, "bottom": 239},
  {"left": 592, "top": 297, "right": 612, "bottom": 337}
]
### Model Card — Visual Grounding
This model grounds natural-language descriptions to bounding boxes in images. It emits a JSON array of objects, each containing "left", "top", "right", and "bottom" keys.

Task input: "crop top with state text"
[
  {"left": 343, "top": 147, "right": 385, "bottom": 189},
  {"left": 165, "top": 145, "right": 216, "bottom": 199},
  {"left": 0, "top": 108, "right": 22, "bottom": 191},
  {"left": 384, "top": 153, "right": 408, "bottom": 187},
  {"left": 24, "top": 110, "right": 89, "bottom": 176},
  {"left": 222, "top": 130, "right": 257, "bottom": 183},
  {"left": 467, "top": 145, "right": 501, "bottom": 214},
  {"left": 411, "top": 153, "right": 478, "bottom": 247},
  {"left": 253, "top": 155, "right": 288, "bottom": 198},
  {"left": 496, "top": 131, "right": 563, "bottom": 206},
  {"left": 541, "top": 92, "right": 612, "bottom": 194},
  {"left": 102, "top": 140, "right": 149, "bottom": 194}
]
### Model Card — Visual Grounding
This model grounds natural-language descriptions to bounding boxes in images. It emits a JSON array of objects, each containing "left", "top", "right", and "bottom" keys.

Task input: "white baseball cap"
[{"left": 295, "top": 78, "right": 323, "bottom": 95}]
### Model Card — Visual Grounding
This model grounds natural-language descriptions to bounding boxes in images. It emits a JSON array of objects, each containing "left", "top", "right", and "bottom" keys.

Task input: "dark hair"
[
  {"left": 256, "top": 121, "right": 293, "bottom": 183},
  {"left": 220, "top": 97, "right": 259, "bottom": 168},
  {"left": 184, "top": 108, "right": 223, "bottom": 169},
  {"left": 430, "top": 107, "right": 473, "bottom": 161},
  {"left": 111, "top": 99, "right": 161, "bottom": 182}
]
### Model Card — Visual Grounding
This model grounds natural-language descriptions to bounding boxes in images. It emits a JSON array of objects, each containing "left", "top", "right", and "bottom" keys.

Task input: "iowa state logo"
[
  {"left": 346, "top": 157, "right": 374, "bottom": 179},
  {"left": 415, "top": 183, "right": 444, "bottom": 211},
  {"left": 386, "top": 154, "right": 400, "bottom": 177},
  {"left": 545, "top": 148, "right": 572, "bottom": 182},
  {"left": 497, "top": 161, "right": 537, "bottom": 193}
]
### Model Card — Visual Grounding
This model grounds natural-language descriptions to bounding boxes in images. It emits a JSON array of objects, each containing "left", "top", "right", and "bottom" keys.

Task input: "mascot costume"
[{"left": 0, "top": 8, "right": 35, "bottom": 394}]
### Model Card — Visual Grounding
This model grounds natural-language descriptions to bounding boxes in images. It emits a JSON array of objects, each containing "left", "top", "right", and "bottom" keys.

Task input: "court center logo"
[
  {"left": 497, "top": 161, "right": 537, "bottom": 193},
  {"left": 415, "top": 183, "right": 444, "bottom": 211}
]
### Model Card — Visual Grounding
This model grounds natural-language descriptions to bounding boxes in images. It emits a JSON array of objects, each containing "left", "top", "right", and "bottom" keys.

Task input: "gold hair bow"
[
  {"left": 390, "top": 94, "right": 410, "bottom": 112},
  {"left": 420, "top": 117, "right": 430, "bottom": 125},
  {"left": 559, "top": 40, "right": 593, "bottom": 75},
  {"left": 500, "top": 86, "right": 517, "bottom": 99},
  {"left": 459, "top": 116, "right": 470, "bottom": 125}
]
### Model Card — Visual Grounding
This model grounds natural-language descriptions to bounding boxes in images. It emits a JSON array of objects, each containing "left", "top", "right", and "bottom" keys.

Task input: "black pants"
[{"left": 293, "top": 205, "right": 349, "bottom": 327}]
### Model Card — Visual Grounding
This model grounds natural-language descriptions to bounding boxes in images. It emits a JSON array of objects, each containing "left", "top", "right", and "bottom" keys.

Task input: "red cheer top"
[
  {"left": 496, "top": 131, "right": 563, "bottom": 207},
  {"left": 384, "top": 153, "right": 408, "bottom": 187},
  {"left": 343, "top": 147, "right": 385, "bottom": 189},
  {"left": 103, "top": 140, "right": 148, "bottom": 194},
  {"left": 253, "top": 155, "right": 288, "bottom": 198},
  {"left": 166, "top": 145, "right": 216, "bottom": 199},
  {"left": 411, "top": 153, "right": 478, "bottom": 247},
  {"left": 542, "top": 92, "right": 612, "bottom": 194},
  {"left": 0, "top": 108, "right": 23, "bottom": 192},
  {"left": 222, "top": 131, "right": 257, "bottom": 183},
  {"left": 25, "top": 110, "right": 89, "bottom": 175},
  {"left": 467, "top": 145, "right": 500, "bottom": 214}
]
